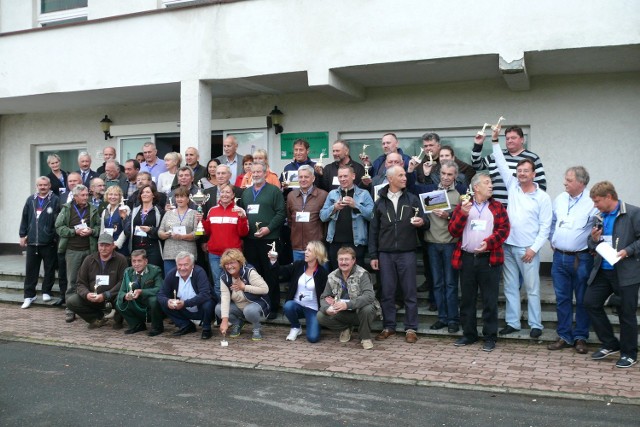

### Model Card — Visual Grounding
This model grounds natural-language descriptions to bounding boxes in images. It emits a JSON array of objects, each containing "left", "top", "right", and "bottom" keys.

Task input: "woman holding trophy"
[
  {"left": 124, "top": 185, "right": 164, "bottom": 273},
  {"left": 158, "top": 187, "right": 198, "bottom": 275}
]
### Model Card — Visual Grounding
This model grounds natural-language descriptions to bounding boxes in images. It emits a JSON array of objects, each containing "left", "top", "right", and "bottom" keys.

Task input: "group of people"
[{"left": 19, "top": 128, "right": 640, "bottom": 366}]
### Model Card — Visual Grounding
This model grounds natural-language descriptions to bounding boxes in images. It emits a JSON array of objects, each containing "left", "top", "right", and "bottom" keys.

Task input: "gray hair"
[
  {"left": 566, "top": 166, "right": 590, "bottom": 186},
  {"left": 385, "top": 165, "right": 404, "bottom": 178},
  {"left": 216, "top": 164, "right": 231, "bottom": 174},
  {"left": 72, "top": 184, "right": 88, "bottom": 196},
  {"left": 251, "top": 161, "right": 267, "bottom": 173},
  {"left": 470, "top": 172, "right": 490, "bottom": 191},
  {"left": 175, "top": 251, "right": 195, "bottom": 264},
  {"left": 177, "top": 166, "right": 194, "bottom": 177},
  {"left": 78, "top": 151, "right": 91, "bottom": 161},
  {"left": 142, "top": 142, "right": 156, "bottom": 149},
  {"left": 105, "top": 159, "right": 120, "bottom": 168},
  {"left": 37, "top": 176, "right": 51, "bottom": 184},
  {"left": 332, "top": 139, "right": 350, "bottom": 150},
  {"left": 130, "top": 249, "right": 147, "bottom": 259},
  {"left": 297, "top": 164, "right": 314, "bottom": 175},
  {"left": 164, "top": 152, "right": 182, "bottom": 166},
  {"left": 439, "top": 160, "right": 459, "bottom": 175}
]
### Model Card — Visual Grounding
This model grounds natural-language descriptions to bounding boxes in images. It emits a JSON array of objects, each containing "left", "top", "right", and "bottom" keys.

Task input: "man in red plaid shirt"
[{"left": 448, "top": 172, "right": 510, "bottom": 352}]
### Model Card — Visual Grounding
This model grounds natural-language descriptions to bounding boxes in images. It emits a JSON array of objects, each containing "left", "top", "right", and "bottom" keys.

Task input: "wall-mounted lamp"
[
  {"left": 269, "top": 106, "right": 284, "bottom": 135},
  {"left": 100, "top": 115, "right": 113, "bottom": 140}
]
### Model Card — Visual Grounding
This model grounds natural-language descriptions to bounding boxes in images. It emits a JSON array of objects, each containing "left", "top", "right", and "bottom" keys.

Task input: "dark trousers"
[
  {"left": 584, "top": 269, "right": 639, "bottom": 359},
  {"left": 161, "top": 299, "right": 214, "bottom": 331},
  {"left": 329, "top": 242, "right": 366, "bottom": 271},
  {"left": 117, "top": 295, "right": 164, "bottom": 331},
  {"left": 244, "top": 238, "right": 280, "bottom": 312},
  {"left": 317, "top": 305, "right": 376, "bottom": 340},
  {"left": 66, "top": 294, "right": 122, "bottom": 324},
  {"left": 23, "top": 244, "right": 57, "bottom": 298},
  {"left": 379, "top": 251, "right": 418, "bottom": 330},
  {"left": 459, "top": 253, "right": 501, "bottom": 341},
  {"left": 56, "top": 251, "right": 68, "bottom": 296}
]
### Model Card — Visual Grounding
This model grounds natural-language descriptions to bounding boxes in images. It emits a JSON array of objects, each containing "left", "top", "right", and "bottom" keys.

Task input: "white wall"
[
  {"left": 1, "top": 0, "right": 638, "bottom": 98},
  {"left": 0, "top": 0, "right": 34, "bottom": 33},
  {"left": 2, "top": 72, "right": 639, "bottom": 258}
]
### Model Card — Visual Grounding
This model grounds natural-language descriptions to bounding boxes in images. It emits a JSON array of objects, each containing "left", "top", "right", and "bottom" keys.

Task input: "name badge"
[
  {"left": 134, "top": 226, "right": 148, "bottom": 237},
  {"left": 59, "top": 188, "right": 66, "bottom": 194},
  {"left": 36, "top": 209, "right": 42, "bottom": 219},
  {"left": 295, "top": 212, "right": 310, "bottom": 222},
  {"left": 247, "top": 204, "right": 260, "bottom": 214},
  {"left": 470, "top": 220, "right": 487, "bottom": 231},
  {"left": 172, "top": 225, "right": 187, "bottom": 235},
  {"left": 298, "top": 290, "right": 314, "bottom": 301},
  {"left": 603, "top": 235, "right": 612, "bottom": 245},
  {"left": 95, "top": 275, "right": 110, "bottom": 292},
  {"left": 74, "top": 222, "right": 88, "bottom": 231},
  {"left": 332, "top": 176, "right": 339, "bottom": 186}
]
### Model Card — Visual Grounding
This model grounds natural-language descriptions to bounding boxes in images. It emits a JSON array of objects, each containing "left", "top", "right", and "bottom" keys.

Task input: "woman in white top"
[
  {"left": 157, "top": 186, "right": 198, "bottom": 276},
  {"left": 99, "top": 185, "right": 130, "bottom": 255},
  {"left": 157, "top": 152, "right": 181, "bottom": 194}
]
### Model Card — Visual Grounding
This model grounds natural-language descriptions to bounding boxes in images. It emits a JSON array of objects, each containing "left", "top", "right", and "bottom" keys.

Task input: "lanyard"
[
  {"left": 107, "top": 207, "right": 118, "bottom": 227},
  {"left": 177, "top": 208, "right": 190, "bottom": 225},
  {"left": 567, "top": 192, "right": 584, "bottom": 215},
  {"left": 140, "top": 209, "right": 149, "bottom": 224},
  {"left": 252, "top": 184, "right": 265, "bottom": 202},
  {"left": 473, "top": 200, "right": 487, "bottom": 216},
  {"left": 73, "top": 203, "right": 87, "bottom": 222},
  {"left": 37, "top": 196, "right": 47, "bottom": 209}
]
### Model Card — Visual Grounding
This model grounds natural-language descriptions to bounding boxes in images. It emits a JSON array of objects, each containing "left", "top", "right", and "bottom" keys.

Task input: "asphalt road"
[{"left": 0, "top": 340, "right": 638, "bottom": 427}]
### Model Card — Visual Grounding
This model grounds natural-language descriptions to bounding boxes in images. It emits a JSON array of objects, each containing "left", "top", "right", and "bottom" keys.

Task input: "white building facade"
[{"left": 1, "top": 0, "right": 639, "bottom": 260}]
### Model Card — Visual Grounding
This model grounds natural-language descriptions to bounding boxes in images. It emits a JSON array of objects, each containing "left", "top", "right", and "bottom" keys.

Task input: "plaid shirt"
[{"left": 448, "top": 197, "right": 510, "bottom": 269}]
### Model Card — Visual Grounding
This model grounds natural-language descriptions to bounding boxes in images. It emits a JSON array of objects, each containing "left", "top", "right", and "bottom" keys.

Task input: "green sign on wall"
[{"left": 280, "top": 132, "right": 330, "bottom": 160}]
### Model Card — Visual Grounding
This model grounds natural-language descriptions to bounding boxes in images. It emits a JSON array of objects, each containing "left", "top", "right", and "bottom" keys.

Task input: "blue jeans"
[
  {"left": 551, "top": 250, "right": 592, "bottom": 342},
  {"left": 208, "top": 253, "right": 222, "bottom": 299},
  {"left": 161, "top": 299, "right": 214, "bottom": 331},
  {"left": 163, "top": 260, "right": 176, "bottom": 278},
  {"left": 503, "top": 244, "right": 542, "bottom": 330},
  {"left": 292, "top": 250, "right": 305, "bottom": 262},
  {"left": 427, "top": 242, "right": 459, "bottom": 324},
  {"left": 283, "top": 300, "right": 320, "bottom": 343}
]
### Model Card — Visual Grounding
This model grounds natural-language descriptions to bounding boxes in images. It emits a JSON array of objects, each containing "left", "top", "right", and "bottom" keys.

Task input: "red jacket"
[
  {"left": 203, "top": 201, "right": 249, "bottom": 256},
  {"left": 448, "top": 198, "right": 510, "bottom": 269}
]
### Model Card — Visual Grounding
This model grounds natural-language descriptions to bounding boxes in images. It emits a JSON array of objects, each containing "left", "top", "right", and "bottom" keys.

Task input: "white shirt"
[
  {"left": 176, "top": 269, "right": 197, "bottom": 313},
  {"left": 550, "top": 190, "right": 598, "bottom": 252},
  {"left": 493, "top": 144, "right": 552, "bottom": 252}
]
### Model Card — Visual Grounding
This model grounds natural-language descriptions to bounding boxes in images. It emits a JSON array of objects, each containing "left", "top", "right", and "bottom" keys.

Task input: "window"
[{"left": 39, "top": 0, "right": 88, "bottom": 27}]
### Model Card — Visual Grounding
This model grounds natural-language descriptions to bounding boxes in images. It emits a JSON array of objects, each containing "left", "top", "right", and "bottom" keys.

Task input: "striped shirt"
[{"left": 471, "top": 144, "right": 546, "bottom": 206}]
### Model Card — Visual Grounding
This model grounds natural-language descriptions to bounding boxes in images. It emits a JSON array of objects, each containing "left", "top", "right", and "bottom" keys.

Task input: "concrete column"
[{"left": 180, "top": 79, "right": 212, "bottom": 162}]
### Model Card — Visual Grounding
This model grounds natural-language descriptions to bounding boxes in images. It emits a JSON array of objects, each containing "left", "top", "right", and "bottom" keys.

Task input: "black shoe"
[
  {"left": 52, "top": 298, "right": 65, "bottom": 307},
  {"left": 430, "top": 320, "right": 447, "bottom": 330},
  {"left": 124, "top": 323, "right": 147, "bottom": 335},
  {"left": 483, "top": 340, "right": 496, "bottom": 352},
  {"left": 148, "top": 328, "right": 164, "bottom": 337},
  {"left": 267, "top": 312, "right": 278, "bottom": 320},
  {"left": 427, "top": 303, "right": 437, "bottom": 312},
  {"left": 173, "top": 323, "right": 197, "bottom": 336},
  {"left": 499, "top": 325, "right": 520, "bottom": 336},
  {"left": 530, "top": 328, "right": 542, "bottom": 339},
  {"left": 454, "top": 337, "right": 478, "bottom": 347},
  {"left": 448, "top": 323, "right": 460, "bottom": 333},
  {"left": 201, "top": 329, "right": 213, "bottom": 340},
  {"left": 416, "top": 281, "right": 430, "bottom": 292}
]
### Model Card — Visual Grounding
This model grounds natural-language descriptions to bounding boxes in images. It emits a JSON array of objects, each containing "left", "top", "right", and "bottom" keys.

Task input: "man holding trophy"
[{"left": 66, "top": 233, "right": 128, "bottom": 329}]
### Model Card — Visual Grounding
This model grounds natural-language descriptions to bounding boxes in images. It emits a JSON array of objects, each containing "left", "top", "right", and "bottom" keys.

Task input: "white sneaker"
[
  {"left": 286, "top": 327, "right": 302, "bottom": 341},
  {"left": 361, "top": 339, "right": 374, "bottom": 350},
  {"left": 42, "top": 293, "right": 52, "bottom": 302},
  {"left": 21, "top": 296, "right": 37, "bottom": 309},
  {"left": 339, "top": 327, "right": 352, "bottom": 343}
]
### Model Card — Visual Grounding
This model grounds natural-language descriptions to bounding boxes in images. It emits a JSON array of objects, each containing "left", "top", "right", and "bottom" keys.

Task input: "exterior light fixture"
[
  {"left": 269, "top": 106, "right": 284, "bottom": 135},
  {"left": 100, "top": 115, "right": 113, "bottom": 140}
]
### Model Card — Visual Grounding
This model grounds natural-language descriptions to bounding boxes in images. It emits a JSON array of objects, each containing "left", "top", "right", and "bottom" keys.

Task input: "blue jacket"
[
  {"left": 371, "top": 148, "right": 411, "bottom": 178},
  {"left": 320, "top": 186, "right": 374, "bottom": 246},
  {"left": 158, "top": 265, "right": 213, "bottom": 309},
  {"left": 19, "top": 192, "right": 60, "bottom": 246}
]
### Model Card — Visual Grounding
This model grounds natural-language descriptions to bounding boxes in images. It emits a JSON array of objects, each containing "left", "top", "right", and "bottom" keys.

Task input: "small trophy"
[
  {"left": 268, "top": 241, "right": 278, "bottom": 258},
  {"left": 254, "top": 221, "right": 262, "bottom": 237},
  {"left": 221, "top": 332, "right": 228, "bottom": 347},
  {"left": 411, "top": 207, "right": 420, "bottom": 224},
  {"left": 316, "top": 150, "right": 325, "bottom": 168},
  {"left": 171, "top": 289, "right": 179, "bottom": 308},
  {"left": 93, "top": 282, "right": 102, "bottom": 299},
  {"left": 411, "top": 150, "right": 425, "bottom": 164},
  {"left": 189, "top": 182, "right": 210, "bottom": 236},
  {"left": 359, "top": 144, "right": 370, "bottom": 162},
  {"left": 460, "top": 188, "right": 473, "bottom": 203},
  {"left": 363, "top": 164, "right": 371, "bottom": 179},
  {"left": 427, "top": 151, "right": 434, "bottom": 165},
  {"left": 477, "top": 122, "right": 491, "bottom": 136},
  {"left": 491, "top": 116, "right": 506, "bottom": 131}
]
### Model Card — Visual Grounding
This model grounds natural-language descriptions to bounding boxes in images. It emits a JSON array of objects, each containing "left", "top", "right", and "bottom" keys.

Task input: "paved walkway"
[{"left": 2, "top": 303, "right": 638, "bottom": 405}]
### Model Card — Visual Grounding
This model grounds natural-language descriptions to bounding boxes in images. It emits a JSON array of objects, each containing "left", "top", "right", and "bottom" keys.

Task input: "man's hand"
[
  {"left": 618, "top": 249, "right": 628, "bottom": 260},
  {"left": 314, "top": 164, "right": 324, "bottom": 175},
  {"left": 475, "top": 241, "right": 488, "bottom": 253},
  {"left": 132, "top": 289, "right": 142, "bottom": 299},
  {"left": 422, "top": 162, "right": 433, "bottom": 176},
  {"left": 411, "top": 217, "right": 424, "bottom": 227},
  {"left": 474, "top": 133, "right": 485, "bottom": 146},
  {"left": 370, "top": 259, "right": 379, "bottom": 270},
  {"left": 194, "top": 212, "right": 203, "bottom": 223},
  {"left": 432, "top": 209, "right": 448, "bottom": 220},
  {"left": 408, "top": 158, "right": 419, "bottom": 173},
  {"left": 169, "top": 299, "right": 184, "bottom": 310},
  {"left": 88, "top": 292, "right": 105, "bottom": 303},
  {"left": 491, "top": 126, "right": 501, "bottom": 141},
  {"left": 324, "top": 296, "right": 335, "bottom": 306},
  {"left": 254, "top": 226, "right": 270, "bottom": 238},
  {"left": 591, "top": 226, "right": 603, "bottom": 242},
  {"left": 341, "top": 196, "right": 356, "bottom": 208},
  {"left": 521, "top": 247, "right": 536, "bottom": 263},
  {"left": 19, "top": 237, "right": 27, "bottom": 247},
  {"left": 332, "top": 300, "right": 348, "bottom": 312},
  {"left": 460, "top": 199, "right": 472, "bottom": 215},
  {"left": 360, "top": 177, "right": 372, "bottom": 186}
]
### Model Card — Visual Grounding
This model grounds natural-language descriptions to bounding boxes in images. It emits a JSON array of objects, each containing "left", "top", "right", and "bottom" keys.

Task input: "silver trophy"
[{"left": 189, "top": 182, "right": 210, "bottom": 236}]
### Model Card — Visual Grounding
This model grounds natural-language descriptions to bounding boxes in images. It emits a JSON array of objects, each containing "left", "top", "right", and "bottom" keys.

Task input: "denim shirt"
[{"left": 320, "top": 186, "right": 374, "bottom": 246}]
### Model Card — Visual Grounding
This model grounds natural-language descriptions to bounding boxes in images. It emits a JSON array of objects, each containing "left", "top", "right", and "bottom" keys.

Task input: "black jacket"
[
  {"left": 19, "top": 192, "right": 60, "bottom": 246},
  {"left": 273, "top": 260, "right": 328, "bottom": 310},
  {"left": 319, "top": 157, "right": 366, "bottom": 193},
  {"left": 368, "top": 186, "right": 429, "bottom": 258},
  {"left": 46, "top": 170, "right": 69, "bottom": 197}
]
